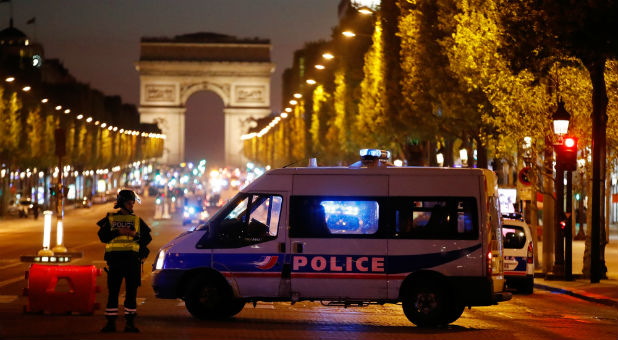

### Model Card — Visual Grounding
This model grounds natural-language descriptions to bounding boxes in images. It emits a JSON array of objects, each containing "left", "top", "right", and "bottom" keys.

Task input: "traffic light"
[{"left": 556, "top": 136, "right": 578, "bottom": 171}]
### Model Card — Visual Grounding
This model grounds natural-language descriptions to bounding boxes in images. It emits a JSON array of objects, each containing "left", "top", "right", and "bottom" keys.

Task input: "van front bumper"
[{"left": 152, "top": 269, "right": 185, "bottom": 299}]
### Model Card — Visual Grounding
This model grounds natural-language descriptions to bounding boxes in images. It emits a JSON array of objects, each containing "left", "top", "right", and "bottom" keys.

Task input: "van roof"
[
  {"left": 242, "top": 166, "right": 498, "bottom": 196},
  {"left": 266, "top": 166, "right": 492, "bottom": 176}
]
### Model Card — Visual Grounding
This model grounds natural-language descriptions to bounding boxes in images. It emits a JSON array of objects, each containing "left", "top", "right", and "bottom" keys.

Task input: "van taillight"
[
  {"left": 527, "top": 242, "right": 533, "bottom": 264},
  {"left": 487, "top": 251, "right": 493, "bottom": 275}
]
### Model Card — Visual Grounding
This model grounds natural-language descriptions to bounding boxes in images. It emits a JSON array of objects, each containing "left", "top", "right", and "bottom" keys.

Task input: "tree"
[
  {"left": 356, "top": 15, "right": 389, "bottom": 150},
  {"left": 500, "top": 0, "right": 617, "bottom": 282},
  {"left": 25, "top": 107, "right": 44, "bottom": 166}
]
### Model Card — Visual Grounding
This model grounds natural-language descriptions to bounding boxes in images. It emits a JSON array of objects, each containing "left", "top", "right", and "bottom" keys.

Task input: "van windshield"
[{"left": 197, "top": 192, "right": 282, "bottom": 248}]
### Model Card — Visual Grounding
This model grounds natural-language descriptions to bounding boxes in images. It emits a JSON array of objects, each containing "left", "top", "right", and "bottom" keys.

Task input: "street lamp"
[
  {"left": 322, "top": 52, "right": 334, "bottom": 60},
  {"left": 551, "top": 99, "right": 573, "bottom": 280},
  {"left": 342, "top": 30, "right": 357, "bottom": 38},
  {"left": 552, "top": 100, "right": 570, "bottom": 137},
  {"left": 357, "top": 7, "right": 374, "bottom": 15}
]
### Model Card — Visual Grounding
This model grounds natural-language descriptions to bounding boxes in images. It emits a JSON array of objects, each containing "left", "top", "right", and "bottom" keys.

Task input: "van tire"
[
  {"left": 402, "top": 280, "right": 449, "bottom": 327},
  {"left": 184, "top": 275, "right": 239, "bottom": 320},
  {"left": 226, "top": 299, "right": 245, "bottom": 317},
  {"left": 444, "top": 303, "right": 465, "bottom": 325}
]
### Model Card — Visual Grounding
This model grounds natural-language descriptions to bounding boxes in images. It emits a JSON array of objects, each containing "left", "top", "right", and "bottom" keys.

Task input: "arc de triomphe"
[{"left": 135, "top": 32, "right": 273, "bottom": 166}]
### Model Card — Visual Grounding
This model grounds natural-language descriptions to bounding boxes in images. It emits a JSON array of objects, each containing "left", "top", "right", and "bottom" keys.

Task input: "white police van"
[{"left": 152, "top": 150, "right": 511, "bottom": 327}]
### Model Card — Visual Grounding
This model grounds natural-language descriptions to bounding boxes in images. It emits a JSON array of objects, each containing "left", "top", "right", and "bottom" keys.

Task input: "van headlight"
[{"left": 155, "top": 249, "right": 167, "bottom": 270}]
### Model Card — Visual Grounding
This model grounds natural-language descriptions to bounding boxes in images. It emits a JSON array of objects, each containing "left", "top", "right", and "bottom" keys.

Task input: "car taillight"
[
  {"left": 487, "top": 251, "right": 493, "bottom": 275},
  {"left": 527, "top": 242, "right": 533, "bottom": 264}
]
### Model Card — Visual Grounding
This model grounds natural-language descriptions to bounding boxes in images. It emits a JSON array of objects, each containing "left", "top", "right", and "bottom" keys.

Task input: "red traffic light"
[{"left": 564, "top": 137, "right": 576, "bottom": 148}]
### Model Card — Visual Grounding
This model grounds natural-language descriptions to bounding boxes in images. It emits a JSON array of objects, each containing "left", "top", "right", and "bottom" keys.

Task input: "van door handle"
[{"left": 293, "top": 242, "right": 303, "bottom": 253}]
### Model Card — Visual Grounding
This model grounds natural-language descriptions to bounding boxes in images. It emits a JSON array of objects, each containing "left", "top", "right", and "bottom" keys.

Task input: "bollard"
[
  {"left": 162, "top": 202, "right": 171, "bottom": 219},
  {"left": 154, "top": 204, "right": 162, "bottom": 219},
  {"left": 38, "top": 211, "right": 54, "bottom": 257},
  {"left": 52, "top": 220, "right": 67, "bottom": 253}
]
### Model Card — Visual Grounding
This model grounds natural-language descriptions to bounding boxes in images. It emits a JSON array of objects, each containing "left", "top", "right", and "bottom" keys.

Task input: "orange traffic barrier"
[{"left": 24, "top": 264, "right": 102, "bottom": 314}]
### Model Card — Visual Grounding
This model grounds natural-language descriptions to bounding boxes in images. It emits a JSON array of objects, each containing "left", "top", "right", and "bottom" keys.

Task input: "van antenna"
[
  {"left": 283, "top": 154, "right": 320, "bottom": 168},
  {"left": 282, "top": 160, "right": 299, "bottom": 168}
]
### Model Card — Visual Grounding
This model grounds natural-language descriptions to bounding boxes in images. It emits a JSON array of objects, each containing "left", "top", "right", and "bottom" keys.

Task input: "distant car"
[
  {"left": 8, "top": 199, "right": 33, "bottom": 217},
  {"left": 502, "top": 217, "right": 534, "bottom": 294},
  {"left": 183, "top": 201, "right": 209, "bottom": 226},
  {"left": 80, "top": 196, "right": 92, "bottom": 208}
]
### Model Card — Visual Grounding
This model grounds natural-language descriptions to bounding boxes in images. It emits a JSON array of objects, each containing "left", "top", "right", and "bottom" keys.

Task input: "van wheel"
[
  {"left": 184, "top": 275, "right": 237, "bottom": 319},
  {"left": 402, "top": 280, "right": 449, "bottom": 327},
  {"left": 444, "top": 303, "right": 465, "bottom": 325},
  {"left": 521, "top": 277, "right": 534, "bottom": 294},
  {"left": 226, "top": 299, "right": 245, "bottom": 317}
]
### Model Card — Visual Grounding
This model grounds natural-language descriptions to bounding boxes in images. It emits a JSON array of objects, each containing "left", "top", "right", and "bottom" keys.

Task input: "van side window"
[
  {"left": 394, "top": 197, "right": 477, "bottom": 239},
  {"left": 290, "top": 197, "right": 380, "bottom": 237},
  {"left": 200, "top": 193, "right": 282, "bottom": 248}
]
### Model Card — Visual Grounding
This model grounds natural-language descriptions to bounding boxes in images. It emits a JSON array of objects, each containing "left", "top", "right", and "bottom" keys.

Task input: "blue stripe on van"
[
  {"left": 163, "top": 244, "right": 481, "bottom": 274},
  {"left": 387, "top": 244, "right": 481, "bottom": 274}
]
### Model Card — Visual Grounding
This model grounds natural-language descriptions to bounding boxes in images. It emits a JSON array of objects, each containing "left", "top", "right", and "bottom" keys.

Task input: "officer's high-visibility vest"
[{"left": 106, "top": 214, "right": 140, "bottom": 253}]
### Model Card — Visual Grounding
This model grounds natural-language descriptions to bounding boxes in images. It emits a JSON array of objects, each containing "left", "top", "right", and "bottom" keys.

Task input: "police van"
[
  {"left": 502, "top": 215, "right": 534, "bottom": 294},
  {"left": 152, "top": 150, "right": 511, "bottom": 327}
]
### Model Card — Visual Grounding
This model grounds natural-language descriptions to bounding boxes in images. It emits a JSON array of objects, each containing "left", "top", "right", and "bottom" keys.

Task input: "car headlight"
[{"left": 155, "top": 249, "right": 167, "bottom": 270}]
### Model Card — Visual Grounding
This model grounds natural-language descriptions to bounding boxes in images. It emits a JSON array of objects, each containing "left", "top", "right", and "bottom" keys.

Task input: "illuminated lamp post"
[{"left": 551, "top": 100, "right": 570, "bottom": 279}]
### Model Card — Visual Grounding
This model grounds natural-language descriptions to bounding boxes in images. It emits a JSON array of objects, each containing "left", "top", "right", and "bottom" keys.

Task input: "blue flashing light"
[
  {"left": 359, "top": 149, "right": 391, "bottom": 159},
  {"left": 321, "top": 201, "right": 360, "bottom": 216}
]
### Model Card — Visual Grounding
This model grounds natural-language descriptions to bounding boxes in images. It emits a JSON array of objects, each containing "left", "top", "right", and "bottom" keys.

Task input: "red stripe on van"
[
  {"left": 504, "top": 271, "right": 527, "bottom": 276},
  {"left": 222, "top": 272, "right": 281, "bottom": 278},
  {"left": 291, "top": 273, "right": 388, "bottom": 279}
]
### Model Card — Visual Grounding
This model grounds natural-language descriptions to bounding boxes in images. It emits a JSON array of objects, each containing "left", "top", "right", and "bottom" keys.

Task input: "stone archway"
[{"left": 135, "top": 32, "right": 273, "bottom": 166}]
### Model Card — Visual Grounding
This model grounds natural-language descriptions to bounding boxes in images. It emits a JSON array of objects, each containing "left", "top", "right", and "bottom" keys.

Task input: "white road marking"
[
  {"left": 0, "top": 295, "right": 18, "bottom": 303},
  {"left": 71, "top": 240, "right": 100, "bottom": 250},
  {"left": 254, "top": 302, "right": 274, "bottom": 309},
  {"left": 0, "top": 276, "right": 24, "bottom": 288},
  {"left": 0, "top": 261, "right": 24, "bottom": 270}
]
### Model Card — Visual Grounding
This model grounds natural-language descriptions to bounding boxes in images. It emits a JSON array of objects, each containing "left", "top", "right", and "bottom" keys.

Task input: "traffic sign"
[{"left": 518, "top": 167, "right": 532, "bottom": 186}]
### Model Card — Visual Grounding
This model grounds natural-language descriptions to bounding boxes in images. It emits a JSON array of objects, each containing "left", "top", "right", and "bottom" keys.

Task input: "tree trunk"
[
  {"left": 542, "top": 137, "right": 555, "bottom": 273},
  {"left": 476, "top": 137, "right": 488, "bottom": 169},
  {"left": 585, "top": 57, "right": 608, "bottom": 282}
]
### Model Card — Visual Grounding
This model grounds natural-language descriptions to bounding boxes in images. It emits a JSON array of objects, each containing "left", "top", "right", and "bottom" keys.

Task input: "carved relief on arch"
[{"left": 180, "top": 81, "right": 230, "bottom": 106}]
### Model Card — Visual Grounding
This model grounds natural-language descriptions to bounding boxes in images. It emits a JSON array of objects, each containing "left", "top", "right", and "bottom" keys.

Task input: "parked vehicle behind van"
[
  {"left": 502, "top": 216, "right": 534, "bottom": 294},
  {"left": 152, "top": 150, "right": 511, "bottom": 327}
]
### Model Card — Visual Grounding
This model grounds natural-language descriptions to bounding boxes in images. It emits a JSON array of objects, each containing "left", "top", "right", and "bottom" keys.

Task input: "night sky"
[{"left": 3, "top": 1, "right": 339, "bottom": 165}]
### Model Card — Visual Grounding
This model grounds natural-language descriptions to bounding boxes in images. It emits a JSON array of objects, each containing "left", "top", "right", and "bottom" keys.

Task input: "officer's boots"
[
  {"left": 100, "top": 316, "right": 117, "bottom": 332},
  {"left": 124, "top": 314, "right": 140, "bottom": 333}
]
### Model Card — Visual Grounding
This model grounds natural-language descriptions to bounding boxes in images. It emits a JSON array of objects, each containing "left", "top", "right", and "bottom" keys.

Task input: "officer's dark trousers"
[{"left": 105, "top": 259, "right": 141, "bottom": 317}]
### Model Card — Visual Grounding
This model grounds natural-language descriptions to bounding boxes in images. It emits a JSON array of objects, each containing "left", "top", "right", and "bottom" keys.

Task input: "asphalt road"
[{"left": 0, "top": 197, "right": 616, "bottom": 340}]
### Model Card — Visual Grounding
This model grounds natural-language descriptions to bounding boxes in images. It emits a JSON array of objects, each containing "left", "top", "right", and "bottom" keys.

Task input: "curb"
[{"left": 533, "top": 283, "right": 618, "bottom": 308}]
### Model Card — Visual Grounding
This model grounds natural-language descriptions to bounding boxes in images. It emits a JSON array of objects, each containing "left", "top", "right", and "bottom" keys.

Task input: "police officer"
[{"left": 97, "top": 189, "right": 152, "bottom": 333}]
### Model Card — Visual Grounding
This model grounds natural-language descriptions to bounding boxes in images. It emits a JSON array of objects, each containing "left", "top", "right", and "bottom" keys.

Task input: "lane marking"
[
  {"left": 0, "top": 276, "right": 24, "bottom": 288},
  {"left": 254, "top": 302, "right": 274, "bottom": 309},
  {"left": 0, "top": 295, "right": 18, "bottom": 303},
  {"left": 0, "top": 261, "right": 23, "bottom": 271},
  {"left": 71, "top": 240, "right": 100, "bottom": 250}
]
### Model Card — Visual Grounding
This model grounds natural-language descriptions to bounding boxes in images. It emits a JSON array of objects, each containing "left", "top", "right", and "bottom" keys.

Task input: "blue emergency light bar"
[{"left": 360, "top": 149, "right": 391, "bottom": 160}]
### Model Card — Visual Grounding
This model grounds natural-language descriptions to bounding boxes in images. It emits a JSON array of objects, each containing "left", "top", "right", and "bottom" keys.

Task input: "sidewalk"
[{"left": 532, "top": 224, "right": 618, "bottom": 308}]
